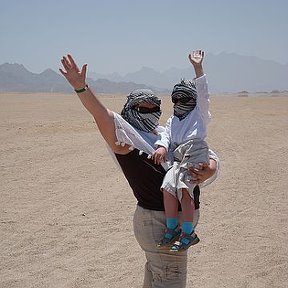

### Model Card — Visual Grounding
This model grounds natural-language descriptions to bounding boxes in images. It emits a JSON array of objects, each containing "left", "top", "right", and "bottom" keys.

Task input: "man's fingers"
[
  {"left": 60, "top": 58, "right": 68, "bottom": 71},
  {"left": 189, "top": 171, "right": 204, "bottom": 182},
  {"left": 66, "top": 54, "right": 81, "bottom": 72},
  {"left": 81, "top": 64, "right": 88, "bottom": 77},
  {"left": 59, "top": 68, "right": 66, "bottom": 76},
  {"left": 67, "top": 54, "right": 77, "bottom": 68},
  {"left": 61, "top": 56, "right": 71, "bottom": 70},
  {"left": 189, "top": 168, "right": 202, "bottom": 175},
  {"left": 198, "top": 162, "right": 208, "bottom": 168}
]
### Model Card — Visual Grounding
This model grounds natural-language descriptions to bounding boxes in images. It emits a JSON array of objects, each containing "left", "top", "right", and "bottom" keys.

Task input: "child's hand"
[
  {"left": 153, "top": 146, "right": 167, "bottom": 165},
  {"left": 188, "top": 50, "right": 204, "bottom": 78},
  {"left": 188, "top": 50, "right": 204, "bottom": 66}
]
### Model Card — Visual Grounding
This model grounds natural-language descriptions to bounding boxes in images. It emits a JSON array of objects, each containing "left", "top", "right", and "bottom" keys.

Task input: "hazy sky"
[{"left": 1, "top": 0, "right": 287, "bottom": 75}]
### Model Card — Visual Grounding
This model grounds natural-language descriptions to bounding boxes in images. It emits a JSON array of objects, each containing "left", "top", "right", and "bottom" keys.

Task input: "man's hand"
[
  {"left": 59, "top": 54, "right": 87, "bottom": 91},
  {"left": 188, "top": 159, "right": 216, "bottom": 185},
  {"left": 153, "top": 146, "right": 167, "bottom": 165}
]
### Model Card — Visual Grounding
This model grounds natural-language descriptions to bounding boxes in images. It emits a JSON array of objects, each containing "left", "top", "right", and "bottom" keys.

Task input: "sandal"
[
  {"left": 157, "top": 226, "right": 181, "bottom": 248},
  {"left": 170, "top": 232, "right": 200, "bottom": 252}
]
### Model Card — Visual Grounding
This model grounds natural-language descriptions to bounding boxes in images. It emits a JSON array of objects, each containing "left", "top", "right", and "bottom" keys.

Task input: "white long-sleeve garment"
[
  {"left": 155, "top": 74, "right": 211, "bottom": 151},
  {"left": 112, "top": 110, "right": 219, "bottom": 188}
]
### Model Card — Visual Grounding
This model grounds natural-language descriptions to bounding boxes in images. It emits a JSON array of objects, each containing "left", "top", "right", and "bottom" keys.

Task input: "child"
[{"left": 153, "top": 49, "right": 211, "bottom": 252}]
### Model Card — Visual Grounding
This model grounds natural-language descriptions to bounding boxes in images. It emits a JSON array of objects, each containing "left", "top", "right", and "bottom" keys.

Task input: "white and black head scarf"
[
  {"left": 121, "top": 89, "right": 162, "bottom": 132},
  {"left": 172, "top": 79, "right": 197, "bottom": 120}
]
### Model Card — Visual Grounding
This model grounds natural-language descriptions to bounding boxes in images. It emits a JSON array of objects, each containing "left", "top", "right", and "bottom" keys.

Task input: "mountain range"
[
  {"left": 1, "top": 52, "right": 288, "bottom": 94},
  {"left": 0, "top": 63, "right": 152, "bottom": 94}
]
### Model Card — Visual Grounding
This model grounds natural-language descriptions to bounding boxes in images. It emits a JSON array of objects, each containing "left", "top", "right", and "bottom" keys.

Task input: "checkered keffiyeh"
[
  {"left": 172, "top": 79, "right": 197, "bottom": 120},
  {"left": 121, "top": 89, "right": 162, "bottom": 132}
]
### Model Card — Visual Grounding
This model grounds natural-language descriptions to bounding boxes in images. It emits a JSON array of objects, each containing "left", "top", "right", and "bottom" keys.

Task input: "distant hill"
[
  {"left": 89, "top": 53, "right": 288, "bottom": 93},
  {"left": 0, "top": 63, "right": 71, "bottom": 93},
  {"left": 0, "top": 63, "right": 156, "bottom": 94},
  {"left": 1, "top": 52, "right": 288, "bottom": 93}
]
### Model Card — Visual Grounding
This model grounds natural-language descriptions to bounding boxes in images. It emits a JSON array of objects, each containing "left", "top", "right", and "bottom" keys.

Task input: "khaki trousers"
[{"left": 133, "top": 205, "right": 199, "bottom": 288}]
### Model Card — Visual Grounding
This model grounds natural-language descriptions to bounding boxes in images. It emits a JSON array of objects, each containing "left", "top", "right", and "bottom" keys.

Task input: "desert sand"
[{"left": 0, "top": 92, "right": 287, "bottom": 288}]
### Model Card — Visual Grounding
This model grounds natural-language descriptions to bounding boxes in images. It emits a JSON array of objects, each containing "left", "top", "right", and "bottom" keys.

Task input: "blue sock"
[
  {"left": 181, "top": 222, "right": 194, "bottom": 234},
  {"left": 166, "top": 218, "right": 178, "bottom": 230}
]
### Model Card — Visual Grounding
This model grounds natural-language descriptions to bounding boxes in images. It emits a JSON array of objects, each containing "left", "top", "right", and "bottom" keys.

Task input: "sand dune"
[{"left": 1, "top": 92, "right": 287, "bottom": 287}]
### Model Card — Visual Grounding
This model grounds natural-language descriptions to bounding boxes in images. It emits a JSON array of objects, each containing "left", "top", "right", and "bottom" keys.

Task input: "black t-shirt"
[{"left": 115, "top": 149, "right": 200, "bottom": 211}]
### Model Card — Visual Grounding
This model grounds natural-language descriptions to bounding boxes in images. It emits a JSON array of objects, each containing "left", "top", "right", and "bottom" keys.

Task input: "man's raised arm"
[{"left": 59, "top": 54, "right": 129, "bottom": 154}]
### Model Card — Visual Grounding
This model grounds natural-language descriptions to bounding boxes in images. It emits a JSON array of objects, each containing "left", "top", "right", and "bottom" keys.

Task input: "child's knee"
[{"left": 182, "top": 189, "right": 190, "bottom": 198}]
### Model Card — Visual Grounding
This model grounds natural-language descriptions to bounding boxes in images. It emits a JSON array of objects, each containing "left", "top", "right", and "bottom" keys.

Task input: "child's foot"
[
  {"left": 157, "top": 226, "right": 181, "bottom": 249},
  {"left": 170, "top": 232, "right": 200, "bottom": 252}
]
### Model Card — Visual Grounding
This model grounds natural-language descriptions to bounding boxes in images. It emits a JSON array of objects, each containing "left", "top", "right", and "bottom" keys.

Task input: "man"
[{"left": 60, "top": 54, "right": 219, "bottom": 288}]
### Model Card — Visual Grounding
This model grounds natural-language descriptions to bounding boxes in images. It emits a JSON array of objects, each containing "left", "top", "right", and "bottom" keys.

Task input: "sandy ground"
[{"left": 0, "top": 92, "right": 288, "bottom": 288}]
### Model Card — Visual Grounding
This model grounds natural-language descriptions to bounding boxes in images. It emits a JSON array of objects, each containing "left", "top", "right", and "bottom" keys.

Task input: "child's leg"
[
  {"left": 163, "top": 190, "right": 179, "bottom": 229},
  {"left": 157, "top": 190, "right": 181, "bottom": 248},
  {"left": 169, "top": 188, "right": 199, "bottom": 252},
  {"left": 181, "top": 188, "right": 195, "bottom": 235}
]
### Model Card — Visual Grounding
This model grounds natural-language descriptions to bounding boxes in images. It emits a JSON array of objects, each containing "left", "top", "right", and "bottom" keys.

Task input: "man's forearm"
[
  {"left": 75, "top": 88, "right": 126, "bottom": 153},
  {"left": 76, "top": 87, "right": 108, "bottom": 118}
]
